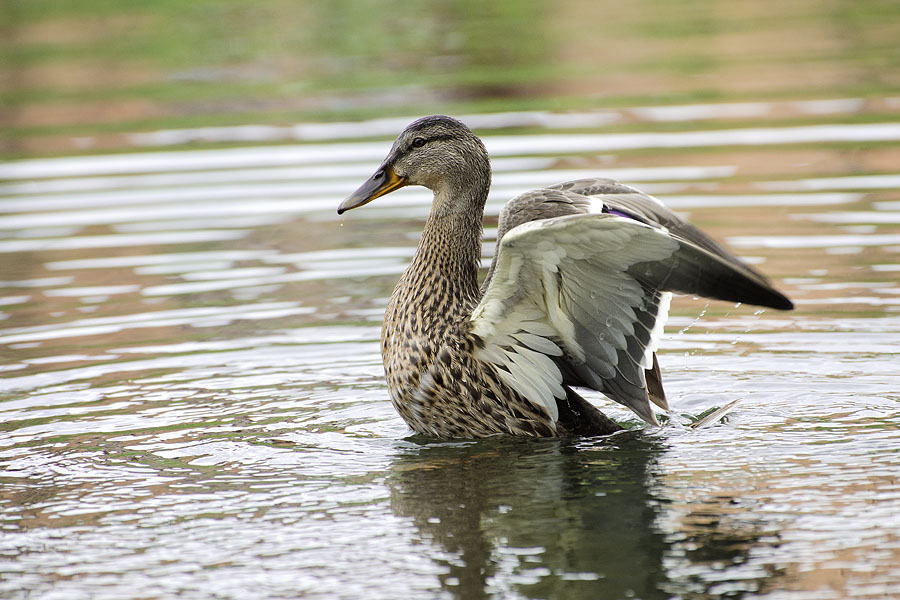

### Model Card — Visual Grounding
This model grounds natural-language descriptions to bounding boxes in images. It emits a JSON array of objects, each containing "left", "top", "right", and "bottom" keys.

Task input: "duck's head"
[{"left": 338, "top": 115, "right": 490, "bottom": 214}]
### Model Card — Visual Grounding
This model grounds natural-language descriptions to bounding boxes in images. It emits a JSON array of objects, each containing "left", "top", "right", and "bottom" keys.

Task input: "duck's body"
[
  {"left": 339, "top": 115, "right": 793, "bottom": 438},
  {"left": 380, "top": 181, "right": 606, "bottom": 437}
]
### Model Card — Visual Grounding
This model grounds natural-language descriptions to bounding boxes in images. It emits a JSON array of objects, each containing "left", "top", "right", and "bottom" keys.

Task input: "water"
[{"left": 2, "top": 106, "right": 900, "bottom": 599}]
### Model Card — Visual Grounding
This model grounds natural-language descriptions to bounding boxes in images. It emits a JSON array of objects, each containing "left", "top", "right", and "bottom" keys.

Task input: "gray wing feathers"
[
  {"left": 558, "top": 264, "right": 670, "bottom": 424},
  {"left": 547, "top": 177, "right": 772, "bottom": 283},
  {"left": 476, "top": 177, "right": 792, "bottom": 427},
  {"left": 474, "top": 214, "right": 681, "bottom": 425}
]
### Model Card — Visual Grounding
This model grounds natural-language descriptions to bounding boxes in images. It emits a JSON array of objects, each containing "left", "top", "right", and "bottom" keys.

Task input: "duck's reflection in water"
[{"left": 388, "top": 433, "right": 779, "bottom": 599}]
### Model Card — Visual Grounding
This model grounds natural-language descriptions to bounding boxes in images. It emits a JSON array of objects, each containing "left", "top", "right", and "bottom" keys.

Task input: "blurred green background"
[{"left": 3, "top": 0, "right": 899, "bottom": 157}]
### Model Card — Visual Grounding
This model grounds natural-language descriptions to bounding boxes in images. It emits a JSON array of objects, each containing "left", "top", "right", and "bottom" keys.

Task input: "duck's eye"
[{"left": 411, "top": 137, "right": 427, "bottom": 149}]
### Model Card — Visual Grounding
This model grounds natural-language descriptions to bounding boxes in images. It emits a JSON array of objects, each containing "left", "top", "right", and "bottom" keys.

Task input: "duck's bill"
[{"left": 337, "top": 166, "right": 408, "bottom": 214}]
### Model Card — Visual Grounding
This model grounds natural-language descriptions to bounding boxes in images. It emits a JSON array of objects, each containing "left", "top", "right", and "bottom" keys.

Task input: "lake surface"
[{"left": 2, "top": 105, "right": 900, "bottom": 599}]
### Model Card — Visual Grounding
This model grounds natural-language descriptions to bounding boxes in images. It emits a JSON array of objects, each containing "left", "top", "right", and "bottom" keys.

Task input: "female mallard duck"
[{"left": 338, "top": 115, "right": 793, "bottom": 438}]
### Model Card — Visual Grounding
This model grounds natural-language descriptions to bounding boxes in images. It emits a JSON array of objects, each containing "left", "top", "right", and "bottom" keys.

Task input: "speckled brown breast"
[{"left": 380, "top": 223, "right": 556, "bottom": 438}]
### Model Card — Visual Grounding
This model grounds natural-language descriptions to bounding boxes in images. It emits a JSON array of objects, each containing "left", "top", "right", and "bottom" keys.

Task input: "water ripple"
[{"left": 2, "top": 113, "right": 899, "bottom": 600}]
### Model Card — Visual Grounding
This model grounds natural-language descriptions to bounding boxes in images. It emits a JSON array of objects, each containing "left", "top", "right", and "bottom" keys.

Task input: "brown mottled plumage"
[{"left": 338, "top": 115, "right": 793, "bottom": 438}]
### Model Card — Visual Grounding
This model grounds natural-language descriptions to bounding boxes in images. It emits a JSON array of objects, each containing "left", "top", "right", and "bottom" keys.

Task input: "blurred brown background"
[{"left": 4, "top": 0, "right": 899, "bottom": 157}]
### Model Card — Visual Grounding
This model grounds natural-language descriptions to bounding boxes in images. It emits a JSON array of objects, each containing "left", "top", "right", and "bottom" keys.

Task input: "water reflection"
[{"left": 388, "top": 434, "right": 779, "bottom": 599}]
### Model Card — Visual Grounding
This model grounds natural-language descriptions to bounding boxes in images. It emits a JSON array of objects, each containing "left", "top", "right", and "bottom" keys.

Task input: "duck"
[{"left": 337, "top": 115, "right": 793, "bottom": 438}]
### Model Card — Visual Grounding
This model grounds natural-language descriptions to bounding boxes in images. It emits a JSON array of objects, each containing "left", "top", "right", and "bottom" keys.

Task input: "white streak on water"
[
  {"left": 120, "top": 99, "right": 868, "bottom": 147},
  {"left": 628, "top": 98, "right": 865, "bottom": 122},
  {"left": 3, "top": 123, "right": 899, "bottom": 180},
  {"left": 126, "top": 110, "right": 622, "bottom": 147},
  {"left": 728, "top": 233, "right": 900, "bottom": 249},
  {"left": 0, "top": 302, "right": 312, "bottom": 346},
  {"left": 759, "top": 173, "right": 900, "bottom": 191},
  {"left": 489, "top": 166, "right": 737, "bottom": 187},
  {"left": 794, "top": 296, "right": 900, "bottom": 306},
  {"left": 660, "top": 193, "right": 860, "bottom": 209},
  {"left": 0, "top": 166, "right": 734, "bottom": 218},
  {"left": 0, "top": 188, "right": 857, "bottom": 232},
  {"left": 0, "top": 158, "right": 554, "bottom": 196},
  {"left": 113, "top": 215, "right": 287, "bottom": 232},
  {"left": 0, "top": 230, "right": 249, "bottom": 253},
  {"left": 0, "top": 182, "right": 353, "bottom": 213},
  {"left": 45, "top": 251, "right": 276, "bottom": 271},
  {"left": 44, "top": 285, "right": 141, "bottom": 298},
  {"left": 0, "top": 276, "right": 73, "bottom": 288},
  {"left": 178, "top": 267, "right": 286, "bottom": 281},
  {"left": 483, "top": 123, "right": 900, "bottom": 156},
  {"left": 141, "top": 264, "right": 406, "bottom": 297},
  {"left": 0, "top": 338, "right": 378, "bottom": 395},
  {"left": 797, "top": 211, "right": 900, "bottom": 224}
]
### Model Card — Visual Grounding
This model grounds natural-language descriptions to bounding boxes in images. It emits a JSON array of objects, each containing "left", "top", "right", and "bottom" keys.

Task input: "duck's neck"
[{"left": 400, "top": 179, "right": 489, "bottom": 316}]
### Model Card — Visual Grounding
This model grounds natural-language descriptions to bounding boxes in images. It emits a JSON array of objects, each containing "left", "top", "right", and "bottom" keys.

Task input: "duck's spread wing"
[
  {"left": 471, "top": 213, "right": 677, "bottom": 425},
  {"left": 546, "top": 178, "right": 772, "bottom": 282},
  {"left": 483, "top": 178, "right": 764, "bottom": 292},
  {"left": 470, "top": 212, "right": 793, "bottom": 426}
]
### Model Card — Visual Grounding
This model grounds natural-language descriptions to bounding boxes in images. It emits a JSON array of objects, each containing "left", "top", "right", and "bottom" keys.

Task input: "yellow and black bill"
[{"left": 337, "top": 166, "right": 408, "bottom": 214}]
